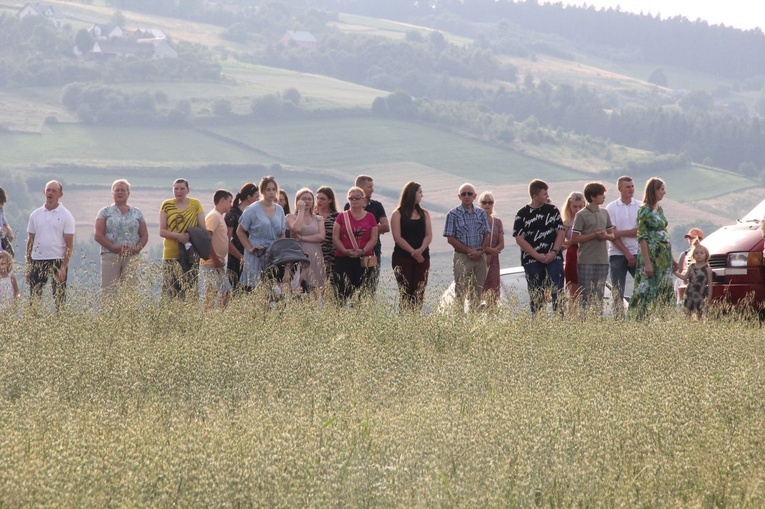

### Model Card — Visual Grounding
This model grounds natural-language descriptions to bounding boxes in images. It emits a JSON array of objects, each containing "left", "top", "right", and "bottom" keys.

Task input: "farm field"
[{"left": 1, "top": 297, "right": 764, "bottom": 506}]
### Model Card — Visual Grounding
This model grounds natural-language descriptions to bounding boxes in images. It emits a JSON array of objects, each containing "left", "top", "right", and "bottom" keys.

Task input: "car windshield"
[{"left": 740, "top": 199, "right": 765, "bottom": 222}]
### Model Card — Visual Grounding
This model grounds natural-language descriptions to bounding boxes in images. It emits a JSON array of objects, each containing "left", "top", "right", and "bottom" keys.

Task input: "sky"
[{"left": 566, "top": 0, "right": 764, "bottom": 31}]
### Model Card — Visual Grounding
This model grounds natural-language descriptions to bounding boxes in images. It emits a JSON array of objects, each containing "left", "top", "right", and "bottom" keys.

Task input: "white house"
[{"left": 17, "top": 2, "right": 64, "bottom": 28}]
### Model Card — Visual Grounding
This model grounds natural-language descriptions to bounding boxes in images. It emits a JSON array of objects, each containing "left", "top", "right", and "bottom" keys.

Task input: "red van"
[{"left": 699, "top": 199, "right": 765, "bottom": 308}]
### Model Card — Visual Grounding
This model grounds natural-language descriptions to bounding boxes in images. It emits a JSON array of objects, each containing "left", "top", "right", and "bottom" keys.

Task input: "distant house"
[
  {"left": 279, "top": 30, "right": 317, "bottom": 49},
  {"left": 89, "top": 24, "right": 125, "bottom": 40},
  {"left": 17, "top": 2, "right": 64, "bottom": 28},
  {"left": 133, "top": 28, "right": 167, "bottom": 41},
  {"left": 138, "top": 39, "right": 178, "bottom": 59},
  {"left": 88, "top": 38, "right": 177, "bottom": 61}
]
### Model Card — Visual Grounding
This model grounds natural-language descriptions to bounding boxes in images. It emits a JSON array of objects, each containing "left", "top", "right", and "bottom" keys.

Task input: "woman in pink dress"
[{"left": 479, "top": 191, "right": 504, "bottom": 306}]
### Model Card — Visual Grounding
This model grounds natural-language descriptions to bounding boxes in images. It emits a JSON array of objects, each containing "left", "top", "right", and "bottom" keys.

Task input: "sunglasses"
[
  {"left": 348, "top": 196, "right": 364, "bottom": 201},
  {"left": 460, "top": 191, "right": 475, "bottom": 197},
  {"left": 481, "top": 200, "right": 494, "bottom": 205}
]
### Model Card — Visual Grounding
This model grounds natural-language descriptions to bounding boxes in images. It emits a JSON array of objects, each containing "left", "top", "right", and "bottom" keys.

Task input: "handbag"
[{"left": 343, "top": 211, "right": 377, "bottom": 268}]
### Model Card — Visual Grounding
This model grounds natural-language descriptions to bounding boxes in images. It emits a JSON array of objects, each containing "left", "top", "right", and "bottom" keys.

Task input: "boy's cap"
[{"left": 684, "top": 228, "right": 704, "bottom": 240}]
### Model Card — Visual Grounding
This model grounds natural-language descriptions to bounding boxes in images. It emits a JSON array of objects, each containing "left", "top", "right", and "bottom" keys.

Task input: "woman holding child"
[{"left": 630, "top": 177, "right": 676, "bottom": 318}]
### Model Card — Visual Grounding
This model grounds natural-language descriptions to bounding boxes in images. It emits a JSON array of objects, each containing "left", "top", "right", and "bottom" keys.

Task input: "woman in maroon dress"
[
  {"left": 562, "top": 191, "right": 586, "bottom": 309},
  {"left": 479, "top": 191, "right": 504, "bottom": 307}
]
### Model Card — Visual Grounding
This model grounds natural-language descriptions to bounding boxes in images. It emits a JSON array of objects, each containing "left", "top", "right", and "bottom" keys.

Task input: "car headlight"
[{"left": 727, "top": 251, "right": 763, "bottom": 267}]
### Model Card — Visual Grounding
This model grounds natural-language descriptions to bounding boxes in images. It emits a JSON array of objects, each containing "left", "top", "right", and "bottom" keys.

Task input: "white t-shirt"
[
  {"left": 606, "top": 198, "right": 639, "bottom": 256},
  {"left": 27, "top": 204, "right": 75, "bottom": 260}
]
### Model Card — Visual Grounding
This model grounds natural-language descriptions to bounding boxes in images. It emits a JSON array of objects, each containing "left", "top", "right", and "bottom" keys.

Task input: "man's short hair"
[
  {"left": 355, "top": 175, "right": 373, "bottom": 187},
  {"left": 213, "top": 189, "right": 233, "bottom": 204},
  {"left": 616, "top": 175, "right": 633, "bottom": 187},
  {"left": 528, "top": 179, "right": 548, "bottom": 198},
  {"left": 583, "top": 182, "right": 606, "bottom": 203}
]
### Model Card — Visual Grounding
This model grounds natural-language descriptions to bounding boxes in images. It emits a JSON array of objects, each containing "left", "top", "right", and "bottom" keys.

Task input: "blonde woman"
[
  {"left": 95, "top": 179, "right": 148, "bottom": 298},
  {"left": 286, "top": 188, "right": 326, "bottom": 291},
  {"left": 478, "top": 191, "right": 504, "bottom": 305},
  {"left": 333, "top": 186, "right": 378, "bottom": 304},
  {"left": 561, "top": 191, "right": 586, "bottom": 301}
]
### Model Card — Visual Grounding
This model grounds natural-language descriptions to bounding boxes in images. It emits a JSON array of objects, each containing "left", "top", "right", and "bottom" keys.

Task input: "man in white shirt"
[
  {"left": 606, "top": 176, "right": 639, "bottom": 314},
  {"left": 26, "top": 180, "right": 75, "bottom": 310}
]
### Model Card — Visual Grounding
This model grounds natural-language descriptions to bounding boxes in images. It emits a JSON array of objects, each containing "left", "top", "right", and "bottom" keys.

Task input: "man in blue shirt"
[{"left": 443, "top": 183, "right": 490, "bottom": 310}]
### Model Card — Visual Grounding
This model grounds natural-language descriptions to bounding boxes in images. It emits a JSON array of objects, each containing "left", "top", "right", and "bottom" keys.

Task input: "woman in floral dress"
[{"left": 630, "top": 178, "right": 677, "bottom": 319}]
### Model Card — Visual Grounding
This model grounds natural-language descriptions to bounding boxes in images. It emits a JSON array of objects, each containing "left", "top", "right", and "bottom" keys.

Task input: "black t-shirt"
[
  {"left": 512, "top": 203, "right": 564, "bottom": 266},
  {"left": 344, "top": 198, "right": 386, "bottom": 257}
]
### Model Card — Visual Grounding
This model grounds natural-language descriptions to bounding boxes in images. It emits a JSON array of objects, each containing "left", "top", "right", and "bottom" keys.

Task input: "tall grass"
[{"left": 1, "top": 287, "right": 764, "bottom": 506}]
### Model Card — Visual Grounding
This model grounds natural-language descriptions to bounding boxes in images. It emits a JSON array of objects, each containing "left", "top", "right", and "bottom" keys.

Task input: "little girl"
[
  {"left": 0, "top": 250, "right": 19, "bottom": 310},
  {"left": 673, "top": 243, "right": 713, "bottom": 318}
]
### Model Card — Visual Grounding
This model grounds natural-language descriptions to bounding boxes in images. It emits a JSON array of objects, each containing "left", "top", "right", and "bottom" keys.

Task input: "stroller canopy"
[{"left": 263, "top": 238, "right": 310, "bottom": 270}]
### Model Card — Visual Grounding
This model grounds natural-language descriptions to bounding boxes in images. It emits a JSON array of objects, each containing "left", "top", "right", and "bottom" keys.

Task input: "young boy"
[
  {"left": 571, "top": 182, "right": 614, "bottom": 313},
  {"left": 201, "top": 189, "right": 233, "bottom": 309}
]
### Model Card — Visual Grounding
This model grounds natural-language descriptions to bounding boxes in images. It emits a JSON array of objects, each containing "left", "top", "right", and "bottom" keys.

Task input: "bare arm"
[
  {"left": 159, "top": 211, "right": 189, "bottom": 244},
  {"left": 377, "top": 216, "right": 390, "bottom": 235},
  {"left": 227, "top": 226, "right": 242, "bottom": 260},
  {"left": 237, "top": 224, "right": 259, "bottom": 254},
  {"left": 486, "top": 231, "right": 504, "bottom": 256},
  {"left": 26, "top": 232, "right": 34, "bottom": 261},
  {"left": 94, "top": 218, "right": 118, "bottom": 253},
  {"left": 332, "top": 219, "right": 351, "bottom": 256},
  {"left": 515, "top": 234, "right": 542, "bottom": 262},
  {"left": 135, "top": 220, "right": 148, "bottom": 253},
  {"left": 391, "top": 211, "right": 414, "bottom": 253},
  {"left": 638, "top": 239, "right": 653, "bottom": 277},
  {"left": 11, "top": 274, "right": 19, "bottom": 297},
  {"left": 362, "top": 226, "right": 378, "bottom": 254},
  {"left": 56, "top": 233, "right": 74, "bottom": 282}
]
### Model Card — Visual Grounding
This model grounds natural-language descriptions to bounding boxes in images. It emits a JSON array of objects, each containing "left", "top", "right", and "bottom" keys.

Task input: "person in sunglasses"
[
  {"left": 443, "top": 183, "right": 490, "bottom": 311},
  {"left": 512, "top": 179, "right": 566, "bottom": 314}
]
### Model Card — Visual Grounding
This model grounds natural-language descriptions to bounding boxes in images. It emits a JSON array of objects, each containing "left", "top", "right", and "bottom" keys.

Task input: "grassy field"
[
  {"left": 208, "top": 117, "right": 574, "bottom": 183},
  {"left": 1, "top": 292, "right": 764, "bottom": 506}
]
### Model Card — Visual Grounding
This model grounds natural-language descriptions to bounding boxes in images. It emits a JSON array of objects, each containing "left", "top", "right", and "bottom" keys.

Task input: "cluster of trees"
[
  {"left": 61, "top": 83, "right": 194, "bottom": 126},
  {"left": 0, "top": 15, "right": 220, "bottom": 89},
  {"left": 318, "top": 0, "right": 765, "bottom": 82},
  {"left": 371, "top": 87, "right": 765, "bottom": 178},
  {"left": 246, "top": 30, "right": 516, "bottom": 100}
]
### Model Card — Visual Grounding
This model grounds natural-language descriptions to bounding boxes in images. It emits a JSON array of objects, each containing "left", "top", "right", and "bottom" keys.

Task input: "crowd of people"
[{"left": 0, "top": 173, "right": 714, "bottom": 318}]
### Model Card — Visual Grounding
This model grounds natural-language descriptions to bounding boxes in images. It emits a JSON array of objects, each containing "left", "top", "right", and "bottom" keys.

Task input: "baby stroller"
[{"left": 261, "top": 238, "right": 311, "bottom": 301}]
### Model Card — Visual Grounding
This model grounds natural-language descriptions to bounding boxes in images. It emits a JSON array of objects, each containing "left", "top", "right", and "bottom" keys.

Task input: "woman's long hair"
[
  {"left": 562, "top": 191, "right": 585, "bottom": 225},
  {"left": 233, "top": 182, "right": 258, "bottom": 209},
  {"left": 396, "top": 181, "right": 423, "bottom": 219},
  {"left": 643, "top": 177, "right": 664, "bottom": 209},
  {"left": 316, "top": 186, "right": 338, "bottom": 213}
]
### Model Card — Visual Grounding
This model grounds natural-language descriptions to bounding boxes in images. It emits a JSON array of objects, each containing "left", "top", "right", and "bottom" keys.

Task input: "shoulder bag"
[{"left": 343, "top": 211, "right": 377, "bottom": 268}]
